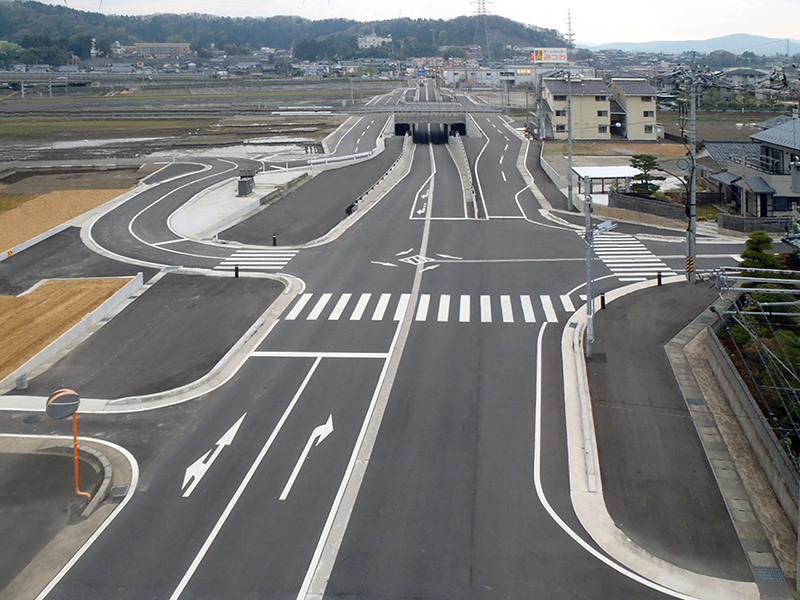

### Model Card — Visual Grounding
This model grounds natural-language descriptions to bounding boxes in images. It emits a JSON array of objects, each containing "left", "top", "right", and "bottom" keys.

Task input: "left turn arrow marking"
[{"left": 182, "top": 413, "right": 246, "bottom": 498}]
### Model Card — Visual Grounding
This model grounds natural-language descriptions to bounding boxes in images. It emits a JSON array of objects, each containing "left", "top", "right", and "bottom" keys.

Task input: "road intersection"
[{"left": 0, "top": 81, "right": 766, "bottom": 599}]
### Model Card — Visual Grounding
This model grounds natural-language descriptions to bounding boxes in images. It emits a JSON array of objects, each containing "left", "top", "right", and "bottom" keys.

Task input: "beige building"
[
  {"left": 609, "top": 79, "right": 658, "bottom": 141},
  {"left": 540, "top": 78, "right": 612, "bottom": 140}
]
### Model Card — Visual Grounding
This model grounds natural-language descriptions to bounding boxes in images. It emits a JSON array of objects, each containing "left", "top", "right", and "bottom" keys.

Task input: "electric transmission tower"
[{"left": 472, "top": 0, "right": 492, "bottom": 61}]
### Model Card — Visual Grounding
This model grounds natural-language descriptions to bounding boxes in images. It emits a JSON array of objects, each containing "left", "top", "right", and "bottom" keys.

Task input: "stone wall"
[
  {"left": 718, "top": 214, "right": 791, "bottom": 234},
  {"left": 608, "top": 192, "right": 687, "bottom": 220}
]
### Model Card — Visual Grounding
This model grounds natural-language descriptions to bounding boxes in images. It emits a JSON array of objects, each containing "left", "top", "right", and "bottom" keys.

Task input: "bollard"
[
  {"left": 234, "top": 265, "right": 239, "bottom": 278},
  {"left": 600, "top": 293, "right": 606, "bottom": 310},
  {"left": 657, "top": 271, "right": 662, "bottom": 286},
  {"left": 272, "top": 235, "right": 277, "bottom": 247}
]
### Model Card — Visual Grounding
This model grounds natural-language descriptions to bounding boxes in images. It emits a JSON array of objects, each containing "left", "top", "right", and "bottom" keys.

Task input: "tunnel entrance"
[
  {"left": 394, "top": 123, "right": 411, "bottom": 136},
  {"left": 411, "top": 123, "right": 449, "bottom": 144},
  {"left": 449, "top": 123, "right": 467, "bottom": 136}
]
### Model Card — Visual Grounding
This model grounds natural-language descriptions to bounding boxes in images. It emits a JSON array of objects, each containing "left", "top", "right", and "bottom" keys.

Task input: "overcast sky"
[{"left": 49, "top": 0, "right": 800, "bottom": 46}]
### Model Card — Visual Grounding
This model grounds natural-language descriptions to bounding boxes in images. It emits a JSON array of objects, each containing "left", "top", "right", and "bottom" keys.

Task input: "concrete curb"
[
  {"left": 562, "top": 275, "right": 759, "bottom": 600},
  {"left": 0, "top": 434, "right": 138, "bottom": 600},
  {"left": 0, "top": 274, "right": 144, "bottom": 391},
  {"left": 37, "top": 444, "right": 113, "bottom": 518}
]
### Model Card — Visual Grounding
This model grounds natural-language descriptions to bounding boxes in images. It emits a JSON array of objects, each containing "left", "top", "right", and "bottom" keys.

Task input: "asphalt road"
[{"left": 0, "top": 81, "right": 755, "bottom": 599}]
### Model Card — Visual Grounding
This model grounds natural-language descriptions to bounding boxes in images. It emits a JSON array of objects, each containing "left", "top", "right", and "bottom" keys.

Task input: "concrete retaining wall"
[
  {"left": 449, "top": 133, "right": 477, "bottom": 217},
  {"left": 705, "top": 324, "right": 800, "bottom": 531},
  {"left": 0, "top": 274, "right": 144, "bottom": 391},
  {"left": 719, "top": 214, "right": 791, "bottom": 234},
  {"left": 609, "top": 192, "right": 688, "bottom": 220},
  {"left": 539, "top": 148, "right": 565, "bottom": 190}
]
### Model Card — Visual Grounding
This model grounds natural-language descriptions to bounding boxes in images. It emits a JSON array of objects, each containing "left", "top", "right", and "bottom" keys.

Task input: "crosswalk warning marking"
[
  {"left": 350, "top": 293, "right": 371, "bottom": 320},
  {"left": 500, "top": 295, "right": 514, "bottom": 323},
  {"left": 460, "top": 295, "right": 471, "bottom": 322},
  {"left": 520, "top": 295, "right": 536, "bottom": 323},
  {"left": 480, "top": 295, "right": 492, "bottom": 323},
  {"left": 308, "top": 293, "right": 332, "bottom": 320},
  {"left": 560, "top": 294, "right": 576, "bottom": 312},
  {"left": 416, "top": 294, "right": 431, "bottom": 321},
  {"left": 328, "top": 293, "right": 351, "bottom": 321},
  {"left": 372, "top": 293, "right": 391, "bottom": 321},
  {"left": 394, "top": 293, "right": 411, "bottom": 321},
  {"left": 438, "top": 295, "right": 450, "bottom": 322},
  {"left": 285, "top": 293, "right": 312, "bottom": 320},
  {"left": 541, "top": 295, "right": 558, "bottom": 323}
]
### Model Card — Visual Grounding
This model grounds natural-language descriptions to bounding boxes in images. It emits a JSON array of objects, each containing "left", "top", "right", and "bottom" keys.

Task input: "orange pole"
[{"left": 72, "top": 412, "right": 91, "bottom": 504}]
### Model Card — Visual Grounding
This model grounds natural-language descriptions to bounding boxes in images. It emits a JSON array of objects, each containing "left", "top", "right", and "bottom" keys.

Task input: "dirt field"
[
  {"left": 0, "top": 189, "right": 127, "bottom": 252},
  {"left": 542, "top": 140, "right": 690, "bottom": 160},
  {"left": 0, "top": 278, "right": 130, "bottom": 381}
]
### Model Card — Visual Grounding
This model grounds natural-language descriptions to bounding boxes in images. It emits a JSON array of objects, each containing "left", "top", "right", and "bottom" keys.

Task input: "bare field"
[
  {"left": 0, "top": 278, "right": 130, "bottom": 381},
  {"left": 0, "top": 189, "right": 127, "bottom": 252},
  {"left": 543, "top": 140, "right": 689, "bottom": 160}
]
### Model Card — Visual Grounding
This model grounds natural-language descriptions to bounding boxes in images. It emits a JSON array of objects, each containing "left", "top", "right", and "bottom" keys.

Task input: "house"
[
  {"left": 540, "top": 77, "right": 613, "bottom": 140},
  {"left": 358, "top": 32, "right": 392, "bottom": 50},
  {"left": 608, "top": 78, "right": 659, "bottom": 141},
  {"left": 722, "top": 68, "right": 769, "bottom": 89},
  {"left": 709, "top": 119, "right": 800, "bottom": 216}
]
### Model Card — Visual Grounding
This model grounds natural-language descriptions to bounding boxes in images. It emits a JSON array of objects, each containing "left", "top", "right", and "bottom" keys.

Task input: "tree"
[
  {"left": 740, "top": 230, "right": 780, "bottom": 271},
  {"left": 629, "top": 154, "right": 666, "bottom": 196}
]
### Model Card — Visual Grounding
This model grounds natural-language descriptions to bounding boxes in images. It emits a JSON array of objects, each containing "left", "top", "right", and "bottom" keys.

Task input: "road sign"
[{"left": 46, "top": 389, "right": 80, "bottom": 420}]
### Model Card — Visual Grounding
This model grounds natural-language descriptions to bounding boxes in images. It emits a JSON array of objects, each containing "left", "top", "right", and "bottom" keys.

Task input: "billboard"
[{"left": 531, "top": 48, "right": 568, "bottom": 63}]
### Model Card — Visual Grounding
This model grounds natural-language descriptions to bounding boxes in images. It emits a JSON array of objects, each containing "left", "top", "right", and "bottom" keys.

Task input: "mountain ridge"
[{"left": 582, "top": 33, "right": 800, "bottom": 56}]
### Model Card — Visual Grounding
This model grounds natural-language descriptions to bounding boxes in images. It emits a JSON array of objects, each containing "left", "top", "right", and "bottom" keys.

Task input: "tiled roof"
[
  {"left": 750, "top": 119, "right": 800, "bottom": 152},
  {"left": 544, "top": 78, "right": 611, "bottom": 96},
  {"left": 757, "top": 114, "right": 793, "bottom": 130},
  {"left": 743, "top": 176, "right": 775, "bottom": 194},
  {"left": 610, "top": 78, "right": 658, "bottom": 96},
  {"left": 698, "top": 140, "right": 760, "bottom": 170}
]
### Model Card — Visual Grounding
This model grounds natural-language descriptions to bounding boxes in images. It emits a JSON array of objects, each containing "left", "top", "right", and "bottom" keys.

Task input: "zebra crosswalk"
[
  {"left": 214, "top": 249, "right": 299, "bottom": 272},
  {"left": 283, "top": 292, "right": 579, "bottom": 324},
  {"left": 587, "top": 232, "right": 677, "bottom": 282}
]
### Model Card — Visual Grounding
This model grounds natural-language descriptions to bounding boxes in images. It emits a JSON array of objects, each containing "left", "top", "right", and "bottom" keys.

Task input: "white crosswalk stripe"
[
  {"left": 584, "top": 232, "right": 676, "bottom": 282},
  {"left": 214, "top": 249, "right": 299, "bottom": 272},
  {"left": 282, "top": 292, "right": 581, "bottom": 324}
]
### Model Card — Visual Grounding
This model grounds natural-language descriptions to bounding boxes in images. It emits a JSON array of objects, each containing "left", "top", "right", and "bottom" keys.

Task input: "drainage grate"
[
  {"left": 111, "top": 485, "right": 130, "bottom": 499},
  {"left": 752, "top": 566, "right": 784, "bottom": 582},
  {"left": 686, "top": 397, "right": 707, "bottom": 406}
]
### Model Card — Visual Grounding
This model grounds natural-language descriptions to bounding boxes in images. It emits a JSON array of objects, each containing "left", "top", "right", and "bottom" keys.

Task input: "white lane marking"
[
  {"left": 436, "top": 253, "right": 462, "bottom": 260},
  {"left": 503, "top": 135, "right": 509, "bottom": 141},
  {"left": 308, "top": 293, "right": 332, "bottom": 320},
  {"left": 371, "top": 261, "right": 398, "bottom": 268},
  {"left": 286, "top": 294, "right": 313, "bottom": 320},
  {"left": 560, "top": 294, "right": 576, "bottom": 312},
  {"left": 421, "top": 264, "right": 440, "bottom": 273},
  {"left": 183, "top": 414, "right": 246, "bottom": 497},
  {"left": 504, "top": 143, "right": 509, "bottom": 151},
  {"left": 437, "top": 295, "right": 450, "bottom": 322},
  {"left": 372, "top": 293, "right": 391, "bottom": 320},
  {"left": 500, "top": 295, "right": 513, "bottom": 323},
  {"left": 251, "top": 351, "right": 387, "bottom": 359},
  {"left": 480, "top": 295, "right": 492, "bottom": 323},
  {"left": 415, "top": 294, "right": 430, "bottom": 321},
  {"left": 279, "top": 415, "right": 334, "bottom": 501},
  {"left": 328, "top": 294, "right": 351, "bottom": 321},
  {"left": 731, "top": 254, "right": 743, "bottom": 263},
  {"left": 499, "top": 155, "right": 504, "bottom": 165},
  {"left": 169, "top": 357, "right": 322, "bottom": 600},
  {"left": 520, "top": 295, "right": 536, "bottom": 322},
  {"left": 501, "top": 171, "right": 507, "bottom": 182},
  {"left": 541, "top": 295, "right": 558, "bottom": 322},
  {"left": 396, "top": 248, "right": 414, "bottom": 256},
  {"left": 350, "top": 293, "right": 371, "bottom": 320},
  {"left": 394, "top": 293, "right": 411, "bottom": 321},
  {"left": 460, "top": 295, "right": 470, "bottom": 322}
]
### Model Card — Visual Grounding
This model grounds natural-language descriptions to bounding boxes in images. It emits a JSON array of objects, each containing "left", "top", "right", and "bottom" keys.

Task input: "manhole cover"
[{"left": 23, "top": 414, "right": 43, "bottom": 425}]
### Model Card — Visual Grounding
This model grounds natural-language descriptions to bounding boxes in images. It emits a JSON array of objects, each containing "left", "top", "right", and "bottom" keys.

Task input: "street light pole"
[{"left": 584, "top": 175, "right": 594, "bottom": 358}]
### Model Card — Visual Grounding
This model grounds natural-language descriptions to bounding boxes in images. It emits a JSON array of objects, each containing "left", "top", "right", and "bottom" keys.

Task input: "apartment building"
[
  {"left": 540, "top": 77, "right": 612, "bottom": 140},
  {"left": 608, "top": 78, "right": 659, "bottom": 141}
]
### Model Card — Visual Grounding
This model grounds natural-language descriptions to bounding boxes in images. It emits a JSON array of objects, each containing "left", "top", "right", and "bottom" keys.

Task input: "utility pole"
[
  {"left": 566, "top": 11, "right": 574, "bottom": 210},
  {"left": 687, "top": 78, "right": 697, "bottom": 283}
]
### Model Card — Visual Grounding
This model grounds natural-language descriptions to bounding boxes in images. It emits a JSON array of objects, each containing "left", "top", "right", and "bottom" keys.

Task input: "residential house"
[
  {"left": 711, "top": 119, "right": 800, "bottom": 216},
  {"left": 608, "top": 78, "right": 659, "bottom": 140},
  {"left": 540, "top": 77, "right": 612, "bottom": 140}
]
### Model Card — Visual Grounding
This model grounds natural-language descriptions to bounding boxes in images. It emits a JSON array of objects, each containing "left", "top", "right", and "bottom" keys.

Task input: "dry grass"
[
  {"left": 0, "top": 194, "right": 39, "bottom": 216},
  {"left": 543, "top": 140, "right": 689, "bottom": 159},
  {"left": 0, "top": 278, "right": 130, "bottom": 380},
  {"left": 0, "top": 189, "right": 127, "bottom": 252}
]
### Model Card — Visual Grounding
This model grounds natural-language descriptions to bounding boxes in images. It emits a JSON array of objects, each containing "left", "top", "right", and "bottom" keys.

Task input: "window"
[
  {"left": 644, "top": 125, "right": 654, "bottom": 134},
  {"left": 556, "top": 124, "right": 566, "bottom": 132},
  {"left": 595, "top": 95, "right": 606, "bottom": 101},
  {"left": 597, "top": 110, "right": 608, "bottom": 117},
  {"left": 643, "top": 111, "right": 654, "bottom": 118},
  {"left": 553, "top": 94, "right": 567, "bottom": 101},
  {"left": 642, "top": 96, "right": 653, "bottom": 102},
  {"left": 598, "top": 125, "right": 608, "bottom": 133},
  {"left": 556, "top": 109, "right": 567, "bottom": 117}
]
